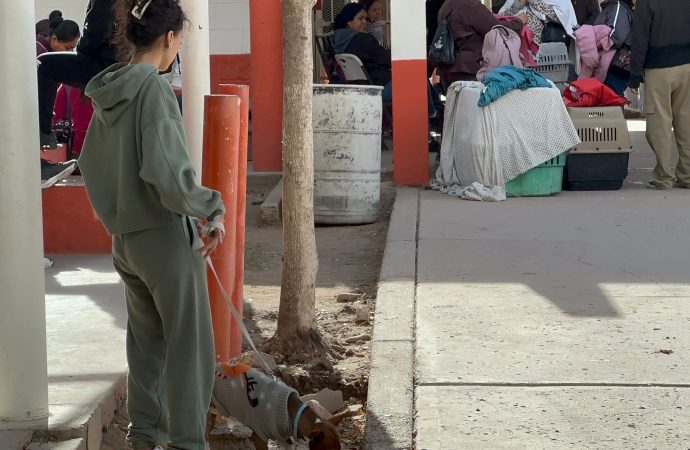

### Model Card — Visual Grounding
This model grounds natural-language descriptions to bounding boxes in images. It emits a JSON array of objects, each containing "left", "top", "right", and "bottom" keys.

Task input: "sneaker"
[
  {"left": 41, "top": 159, "right": 77, "bottom": 190},
  {"left": 674, "top": 181, "right": 690, "bottom": 189},
  {"left": 43, "top": 256, "right": 54, "bottom": 269},
  {"left": 645, "top": 180, "right": 672, "bottom": 190},
  {"left": 40, "top": 132, "right": 58, "bottom": 150}
]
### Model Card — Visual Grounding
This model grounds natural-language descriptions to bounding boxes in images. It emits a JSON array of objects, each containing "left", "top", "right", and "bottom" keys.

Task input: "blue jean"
[{"left": 604, "top": 72, "right": 630, "bottom": 97}]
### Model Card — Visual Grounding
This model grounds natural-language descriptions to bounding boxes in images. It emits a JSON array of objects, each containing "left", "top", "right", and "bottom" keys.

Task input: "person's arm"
[
  {"left": 629, "top": 0, "right": 651, "bottom": 89},
  {"left": 359, "top": 33, "right": 391, "bottom": 68},
  {"left": 139, "top": 88, "right": 225, "bottom": 221},
  {"left": 610, "top": 5, "right": 633, "bottom": 48},
  {"left": 502, "top": 0, "right": 526, "bottom": 16},
  {"left": 77, "top": 0, "right": 116, "bottom": 56},
  {"left": 472, "top": 1, "right": 523, "bottom": 35}
]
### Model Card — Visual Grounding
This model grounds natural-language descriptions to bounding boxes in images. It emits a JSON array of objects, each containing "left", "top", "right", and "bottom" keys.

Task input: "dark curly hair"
[{"left": 113, "top": 0, "right": 187, "bottom": 56}]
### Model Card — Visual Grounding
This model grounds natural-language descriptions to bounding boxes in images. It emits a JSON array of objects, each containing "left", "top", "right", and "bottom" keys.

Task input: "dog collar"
[{"left": 293, "top": 403, "right": 310, "bottom": 442}]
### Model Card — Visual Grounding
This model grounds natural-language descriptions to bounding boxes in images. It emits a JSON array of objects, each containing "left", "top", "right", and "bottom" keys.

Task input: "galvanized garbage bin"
[{"left": 312, "top": 84, "right": 382, "bottom": 225}]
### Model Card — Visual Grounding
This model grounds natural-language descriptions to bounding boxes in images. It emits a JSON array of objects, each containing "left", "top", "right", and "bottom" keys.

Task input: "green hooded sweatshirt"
[{"left": 79, "top": 63, "right": 224, "bottom": 236}]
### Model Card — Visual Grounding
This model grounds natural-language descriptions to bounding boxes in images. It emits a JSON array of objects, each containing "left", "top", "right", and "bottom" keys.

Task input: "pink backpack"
[{"left": 477, "top": 25, "right": 524, "bottom": 82}]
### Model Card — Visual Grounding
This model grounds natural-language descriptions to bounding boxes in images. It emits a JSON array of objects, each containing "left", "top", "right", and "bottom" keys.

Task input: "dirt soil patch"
[
  {"left": 101, "top": 176, "right": 395, "bottom": 449},
  {"left": 242, "top": 176, "right": 394, "bottom": 449}
]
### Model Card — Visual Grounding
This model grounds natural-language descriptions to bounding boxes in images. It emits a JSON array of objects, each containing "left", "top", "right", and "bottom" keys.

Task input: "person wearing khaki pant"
[
  {"left": 629, "top": 0, "right": 690, "bottom": 189},
  {"left": 644, "top": 64, "right": 690, "bottom": 188}
]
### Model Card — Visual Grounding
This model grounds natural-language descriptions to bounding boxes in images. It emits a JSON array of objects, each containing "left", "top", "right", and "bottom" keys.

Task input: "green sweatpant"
[{"left": 112, "top": 216, "right": 215, "bottom": 450}]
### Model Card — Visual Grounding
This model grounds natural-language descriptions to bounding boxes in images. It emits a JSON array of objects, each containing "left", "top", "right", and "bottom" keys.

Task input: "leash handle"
[{"left": 205, "top": 256, "right": 276, "bottom": 378}]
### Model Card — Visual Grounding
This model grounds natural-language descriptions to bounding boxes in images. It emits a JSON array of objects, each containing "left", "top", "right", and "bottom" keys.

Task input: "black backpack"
[{"left": 428, "top": 19, "right": 455, "bottom": 65}]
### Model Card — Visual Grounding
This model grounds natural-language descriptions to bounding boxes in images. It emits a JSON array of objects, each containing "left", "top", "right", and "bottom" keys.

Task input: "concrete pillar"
[
  {"left": 181, "top": 0, "right": 212, "bottom": 179},
  {"left": 249, "top": 0, "right": 284, "bottom": 171},
  {"left": 391, "top": 0, "right": 429, "bottom": 185},
  {"left": 0, "top": 0, "right": 49, "bottom": 421}
]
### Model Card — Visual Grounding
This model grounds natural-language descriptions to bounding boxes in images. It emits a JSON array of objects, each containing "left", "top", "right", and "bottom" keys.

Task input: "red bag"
[{"left": 563, "top": 78, "right": 629, "bottom": 107}]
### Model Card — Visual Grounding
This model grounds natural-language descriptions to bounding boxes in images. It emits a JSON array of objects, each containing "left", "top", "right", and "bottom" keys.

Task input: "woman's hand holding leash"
[{"left": 199, "top": 215, "right": 225, "bottom": 258}]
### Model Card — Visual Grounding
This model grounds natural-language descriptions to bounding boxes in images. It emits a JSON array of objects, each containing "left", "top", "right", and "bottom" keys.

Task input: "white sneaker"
[
  {"left": 43, "top": 256, "right": 54, "bottom": 269},
  {"left": 41, "top": 159, "right": 77, "bottom": 190}
]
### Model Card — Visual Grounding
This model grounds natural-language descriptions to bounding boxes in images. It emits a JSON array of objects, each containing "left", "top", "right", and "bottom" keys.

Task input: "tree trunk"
[{"left": 269, "top": 0, "right": 324, "bottom": 356}]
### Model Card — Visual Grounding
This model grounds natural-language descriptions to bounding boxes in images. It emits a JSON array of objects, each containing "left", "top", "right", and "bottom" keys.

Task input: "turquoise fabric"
[{"left": 478, "top": 66, "right": 554, "bottom": 107}]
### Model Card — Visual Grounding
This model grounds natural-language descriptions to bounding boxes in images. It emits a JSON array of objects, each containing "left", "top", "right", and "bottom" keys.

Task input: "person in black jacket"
[
  {"left": 37, "top": 0, "right": 117, "bottom": 154},
  {"left": 594, "top": 0, "right": 634, "bottom": 95},
  {"left": 630, "top": 0, "right": 690, "bottom": 190}
]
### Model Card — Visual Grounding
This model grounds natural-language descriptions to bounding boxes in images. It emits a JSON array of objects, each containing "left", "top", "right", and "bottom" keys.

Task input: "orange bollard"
[
  {"left": 218, "top": 84, "right": 249, "bottom": 359},
  {"left": 202, "top": 95, "right": 241, "bottom": 362}
]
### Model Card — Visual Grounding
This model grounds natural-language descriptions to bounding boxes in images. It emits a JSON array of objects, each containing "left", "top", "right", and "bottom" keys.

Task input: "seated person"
[
  {"left": 37, "top": 0, "right": 117, "bottom": 152},
  {"left": 36, "top": 10, "right": 80, "bottom": 55},
  {"left": 359, "top": 0, "right": 386, "bottom": 46},
  {"left": 36, "top": 10, "right": 82, "bottom": 186},
  {"left": 333, "top": 4, "right": 393, "bottom": 102},
  {"left": 435, "top": 0, "right": 525, "bottom": 91},
  {"left": 333, "top": 4, "right": 437, "bottom": 117},
  {"left": 500, "top": 0, "right": 577, "bottom": 44}
]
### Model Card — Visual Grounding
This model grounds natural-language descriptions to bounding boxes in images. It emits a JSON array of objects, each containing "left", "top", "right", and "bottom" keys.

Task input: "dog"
[{"left": 206, "top": 361, "right": 343, "bottom": 450}]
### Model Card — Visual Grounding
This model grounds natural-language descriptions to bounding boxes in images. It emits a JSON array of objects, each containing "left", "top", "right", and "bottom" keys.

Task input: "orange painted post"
[
  {"left": 218, "top": 84, "right": 249, "bottom": 358},
  {"left": 202, "top": 95, "right": 241, "bottom": 362},
  {"left": 249, "top": 0, "right": 284, "bottom": 171},
  {"left": 392, "top": 60, "right": 429, "bottom": 185}
]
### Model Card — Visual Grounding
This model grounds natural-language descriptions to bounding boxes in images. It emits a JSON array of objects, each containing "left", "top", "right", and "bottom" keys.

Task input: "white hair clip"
[{"left": 131, "top": 0, "right": 154, "bottom": 19}]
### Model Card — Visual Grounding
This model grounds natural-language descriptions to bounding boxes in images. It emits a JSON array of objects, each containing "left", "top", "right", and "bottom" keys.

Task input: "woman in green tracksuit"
[{"left": 78, "top": 1, "right": 223, "bottom": 449}]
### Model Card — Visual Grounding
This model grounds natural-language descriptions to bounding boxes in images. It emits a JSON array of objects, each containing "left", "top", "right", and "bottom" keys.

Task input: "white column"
[
  {"left": 181, "top": 0, "right": 211, "bottom": 180},
  {"left": 0, "top": 0, "right": 49, "bottom": 421}
]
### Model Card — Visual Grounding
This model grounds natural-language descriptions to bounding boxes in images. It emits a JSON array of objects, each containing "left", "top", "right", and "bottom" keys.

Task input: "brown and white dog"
[{"left": 206, "top": 362, "right": 343, "bottom": 450}]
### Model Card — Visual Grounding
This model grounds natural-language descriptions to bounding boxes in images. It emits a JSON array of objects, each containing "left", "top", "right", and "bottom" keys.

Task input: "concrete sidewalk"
[
  {"left": 367, "top": 121, "right": 690, "bottom": 449},
  {"left": 1, "top": 255, "right": 127, "bottom": 450}
]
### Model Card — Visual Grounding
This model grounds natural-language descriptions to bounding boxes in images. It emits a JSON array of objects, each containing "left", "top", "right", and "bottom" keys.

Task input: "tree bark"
[{"left": 270, "top": 0, "right": 324, "bottom": 356}]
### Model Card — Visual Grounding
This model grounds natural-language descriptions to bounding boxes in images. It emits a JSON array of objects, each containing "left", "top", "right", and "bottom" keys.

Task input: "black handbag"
[
  {"left": 428, "top": 19, "right": 455, "bottom": 65},
  {"left": 542, "top": 21, "right": 571, "bottom": 46},
  {"left": 54, "top": 86, "right": 73, "bottom": 147}
]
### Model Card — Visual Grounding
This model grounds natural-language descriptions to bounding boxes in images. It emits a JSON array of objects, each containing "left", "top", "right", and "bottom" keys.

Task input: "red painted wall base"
[
  {"left": 40, "top": 144, "right": 68, "bottom": 163},
  {"left": 43, "top": 181, "right": 111, "bottom": 254}
]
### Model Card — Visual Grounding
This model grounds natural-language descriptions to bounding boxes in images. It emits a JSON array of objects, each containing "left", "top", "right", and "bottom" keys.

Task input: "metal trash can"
[{"left": 312, "top": 84, "right": 382, "bottom": 225}]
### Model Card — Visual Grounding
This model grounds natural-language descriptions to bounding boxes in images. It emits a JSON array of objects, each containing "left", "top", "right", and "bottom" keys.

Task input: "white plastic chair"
[
  {"left": 334, "top": 53, "right": 371, "bottom": 83},
  {"left": 334, "top": 53, "right": 392, "bottom": 148}
]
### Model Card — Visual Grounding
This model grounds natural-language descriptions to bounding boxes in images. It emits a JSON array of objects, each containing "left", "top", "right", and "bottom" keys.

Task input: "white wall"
[
  {"left": 34, "top": 0, "right": 249, "bottom": 54},
  {"left": 209, "top": 0, "right": 250, "bottom": 54}
]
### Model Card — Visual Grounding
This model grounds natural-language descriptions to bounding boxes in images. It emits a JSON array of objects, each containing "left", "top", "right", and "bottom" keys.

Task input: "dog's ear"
[
  {"left": 327, "top": 410, "right": 349, "bottom": 427},
  {"left": 309, "top": 422, "right": 341, "bottom": 450}
]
